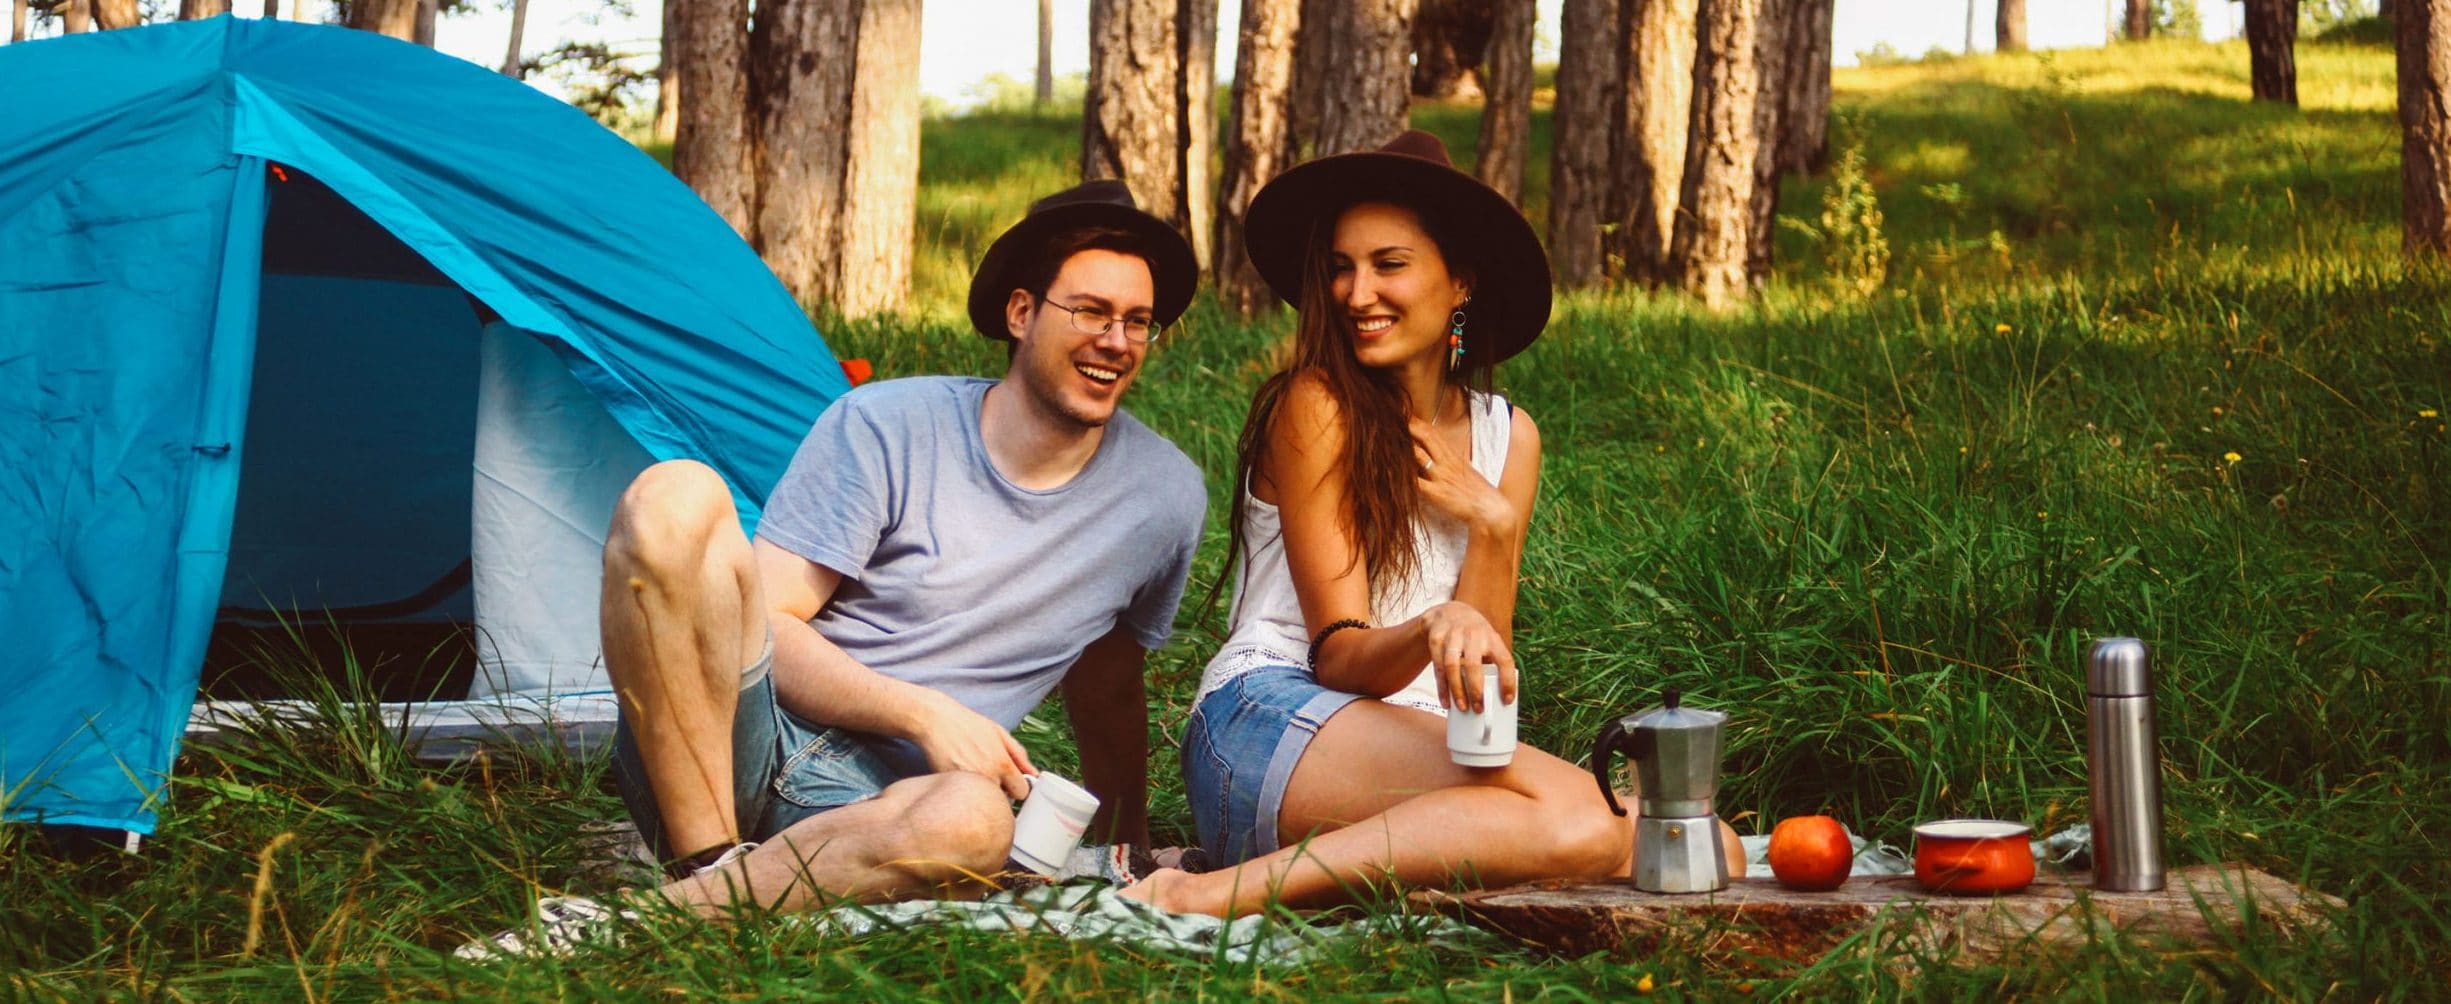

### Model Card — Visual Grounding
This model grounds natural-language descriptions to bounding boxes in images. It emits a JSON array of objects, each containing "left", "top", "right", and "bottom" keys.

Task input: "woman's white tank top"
[{"left": 1197, "top": 391, "right": 1513, "bottom": 716}]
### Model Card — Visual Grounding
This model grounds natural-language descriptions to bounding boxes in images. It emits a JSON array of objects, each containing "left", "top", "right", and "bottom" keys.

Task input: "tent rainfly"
[{"left": 0, "top": 16, "right": 852, "bottom": 835}]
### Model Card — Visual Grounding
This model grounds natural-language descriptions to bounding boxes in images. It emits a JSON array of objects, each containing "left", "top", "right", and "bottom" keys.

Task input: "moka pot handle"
[{"left": 1592, "top": 716, "right": 1650, "bottom": 817}]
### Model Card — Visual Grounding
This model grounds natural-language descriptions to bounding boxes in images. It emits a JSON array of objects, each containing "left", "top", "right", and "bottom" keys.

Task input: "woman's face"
[{"left": 1329, "top": 202, "right": 1471, "bottom": 373}]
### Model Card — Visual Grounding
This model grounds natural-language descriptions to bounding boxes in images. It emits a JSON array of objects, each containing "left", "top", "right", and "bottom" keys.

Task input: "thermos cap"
[{"left": 2086, "top": 637, "right": 2152, "bottom": 696}]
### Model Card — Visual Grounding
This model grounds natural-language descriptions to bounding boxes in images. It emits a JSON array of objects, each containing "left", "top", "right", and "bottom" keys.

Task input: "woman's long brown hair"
[{"left": 1210, "top": 199, "right": 1496, "bottom": 617}]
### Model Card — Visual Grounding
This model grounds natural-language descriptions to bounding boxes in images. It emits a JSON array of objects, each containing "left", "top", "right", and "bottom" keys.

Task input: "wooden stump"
[{"left": 1415, "top": 864, "right": 2342, "bottom": 968}]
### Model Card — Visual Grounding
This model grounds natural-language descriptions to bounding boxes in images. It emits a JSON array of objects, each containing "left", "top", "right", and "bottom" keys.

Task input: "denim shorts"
[
  {"left": 610, "top": 648, "right": 929, "bottom": 863},
  {"left": 1180, "top": 663, "right": 1363, "bottom": 867}
]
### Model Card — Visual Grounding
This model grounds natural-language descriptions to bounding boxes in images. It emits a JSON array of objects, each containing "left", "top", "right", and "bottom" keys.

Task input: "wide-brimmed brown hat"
[
  {"left": 1242, "top": 130, "right": 1552, "bottom": 365},
  {"left": 966, "top": 180, "right": 1198, "bottom": 342}
]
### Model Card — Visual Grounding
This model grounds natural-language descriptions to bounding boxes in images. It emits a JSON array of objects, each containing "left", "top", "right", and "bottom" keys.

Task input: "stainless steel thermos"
[{"left": 2085, "top": 637, "right": 2166, "bottom": 891}]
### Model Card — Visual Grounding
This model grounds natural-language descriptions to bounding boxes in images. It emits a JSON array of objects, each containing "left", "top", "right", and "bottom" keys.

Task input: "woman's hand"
[
  {"left": 1419, "top": 601, "right": 1517, "bottom": 712},
  {"left": 1411, "top": 417, "right": 1515, "bottom": 535}
]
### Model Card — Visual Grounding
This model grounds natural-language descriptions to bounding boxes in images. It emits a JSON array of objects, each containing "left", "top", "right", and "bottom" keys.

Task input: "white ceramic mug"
[
  {"left": 1446, "top": 664, "right": 1518, "bottom": 767},
  {"left": 1008, "top": 772, "right": 1100, "bottom": 876}
]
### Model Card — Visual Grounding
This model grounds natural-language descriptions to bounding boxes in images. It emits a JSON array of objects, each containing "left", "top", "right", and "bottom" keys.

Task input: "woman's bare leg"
[{"left": 1129, "top": 701, "right": 1631, "bottom": 918}]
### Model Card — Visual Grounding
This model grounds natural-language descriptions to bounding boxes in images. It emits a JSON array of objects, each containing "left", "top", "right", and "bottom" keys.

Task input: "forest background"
[{"left": 6, "top": 0, "right": 2450, "bottom": 999}]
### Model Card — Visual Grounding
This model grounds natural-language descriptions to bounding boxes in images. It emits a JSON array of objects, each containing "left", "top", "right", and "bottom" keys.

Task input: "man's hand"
[{"left": 912, "top": 690, "right": 1036, "bottom": 799}]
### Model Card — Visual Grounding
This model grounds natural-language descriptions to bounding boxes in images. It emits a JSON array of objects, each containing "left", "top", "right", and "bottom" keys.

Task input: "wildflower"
[
  {"left": 2211, "top": 406, "right": 2223, "bottom": 416},
  {"left": 2036, "top": 510, "right": 2049, "bottom": 520},
  {"left": 2422, "top": 408, "right": 2440, "bottom": 419},
  {"left": 1995, "top": 322, "right": 2012, "bottom": 334},
  {"left": 2223, "top": 451, "right": 2242, "bottom": 464}
]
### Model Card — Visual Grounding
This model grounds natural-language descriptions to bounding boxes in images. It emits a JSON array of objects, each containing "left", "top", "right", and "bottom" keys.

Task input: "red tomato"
[{"left": 1768, "top": 815, "right": 1853, "bottom": 891}]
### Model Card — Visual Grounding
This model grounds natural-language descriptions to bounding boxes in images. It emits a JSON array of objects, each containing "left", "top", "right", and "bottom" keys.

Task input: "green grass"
[{"left": 8, "top": 36, "right": 2448, "bottom": 1000}]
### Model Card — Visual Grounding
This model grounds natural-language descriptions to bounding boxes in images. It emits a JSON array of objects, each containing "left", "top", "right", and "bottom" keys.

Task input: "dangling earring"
[{"left": 1447, "top": 302, "right": 1469, "bottom": 372}]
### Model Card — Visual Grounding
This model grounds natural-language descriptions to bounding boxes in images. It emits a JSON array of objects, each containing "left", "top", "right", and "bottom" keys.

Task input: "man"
[{"left": 466, "top": 182, "right": 1205, "bottom": 955}]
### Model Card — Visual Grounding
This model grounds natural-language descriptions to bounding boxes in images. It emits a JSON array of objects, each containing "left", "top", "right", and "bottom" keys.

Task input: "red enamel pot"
[{"left": 1912, "top": 819, "right": 2035, "bottom": 895}]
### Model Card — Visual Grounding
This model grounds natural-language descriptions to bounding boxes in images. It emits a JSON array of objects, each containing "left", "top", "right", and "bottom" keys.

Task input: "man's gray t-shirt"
[{"left": 754, "top": 376, "right": 1206, "bottom": 730}]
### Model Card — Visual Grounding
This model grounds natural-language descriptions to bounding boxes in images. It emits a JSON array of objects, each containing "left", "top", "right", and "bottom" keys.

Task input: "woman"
[{"left": 1127, "top": 132, "right": 1735, "bottom": 918}]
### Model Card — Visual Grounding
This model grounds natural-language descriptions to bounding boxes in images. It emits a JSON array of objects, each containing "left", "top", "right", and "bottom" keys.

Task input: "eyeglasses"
[{"left": 1034, "top": 294, "right": 1163, "bottom": 345}]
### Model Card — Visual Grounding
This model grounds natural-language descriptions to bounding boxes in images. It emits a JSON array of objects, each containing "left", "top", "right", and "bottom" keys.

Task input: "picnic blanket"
[
  {"left": 762, "top": 826, "right": 2081, "bottom": 964},
  {"left": 791, "top": 882, "right": 1498, "bottom": 966}
]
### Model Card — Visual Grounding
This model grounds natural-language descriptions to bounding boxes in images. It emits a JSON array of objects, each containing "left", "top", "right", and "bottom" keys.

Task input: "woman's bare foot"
[{"left": 1119, "top": 867, "right": 1196, "bottom": 913}]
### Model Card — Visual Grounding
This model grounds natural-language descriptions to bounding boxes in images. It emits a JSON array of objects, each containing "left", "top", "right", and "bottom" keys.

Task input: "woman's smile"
[{"left": 1331, "top": 201, "right": 1467, "bottom": 370}]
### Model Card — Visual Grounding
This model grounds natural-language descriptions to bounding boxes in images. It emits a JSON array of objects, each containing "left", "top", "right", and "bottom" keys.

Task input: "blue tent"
[{"left": 0, "top": 17, "right": 851, "bottom": 834}]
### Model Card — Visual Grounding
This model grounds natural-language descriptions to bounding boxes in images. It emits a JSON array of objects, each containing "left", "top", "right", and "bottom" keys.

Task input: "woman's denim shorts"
[{"left": 1181, "top": 663, "right": 1363, "bottom": 866}]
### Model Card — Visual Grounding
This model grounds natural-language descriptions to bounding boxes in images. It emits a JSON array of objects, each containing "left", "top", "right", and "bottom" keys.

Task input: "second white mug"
[{"left": 1446, "top": 664, "right": 1518, "bottom": 767}]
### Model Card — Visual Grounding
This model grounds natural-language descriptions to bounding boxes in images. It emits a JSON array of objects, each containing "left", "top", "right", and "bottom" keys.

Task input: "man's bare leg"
[
  {"left": 654, "top": 772, "right": 1017, "bottom": 915},
  {"left": 600, "top": 460, "right": 768, "bottom": 863}
]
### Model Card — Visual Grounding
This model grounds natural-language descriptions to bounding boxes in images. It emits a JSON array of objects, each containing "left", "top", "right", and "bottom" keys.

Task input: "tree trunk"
[
  {"left": 501, "top": 0, "right": 530, "bottom": 76},
  {"left": 1037, "top": 0, "right": 1055, "bottom": 108},
  {"left": 754, "top": 0, "right": 923, "bottom": 316},
  {"left": 1746, "top": 0, "right": 1794, "bottom": 284},
  {"left": 2401, "top": 0, "right": 2451, "bottom": 256},
  {"left": 1315, "top": 0, "right": 1418, "bottom": 154},
  {"left": 1997, "top": 0, "right": 2026, "bottom": 52},
  {"left": 1549, "top": 0, "right": 1623, "bottom": 288},
  {"left": 654, "top": 0, "right": 681, "bottom": 144},
  {"left": 13, "top": 0, "right": 28, "bottom": 42},
  {"left": 2383, "top": 0, "right": 2398, "bottom": 21},
  {"left": 1414, "top": 0, "right": 1494, "bottom": 100},
  {"left": 1779, "top": 0, "right": 1832, "bottom": 174},
  {"left": 1475, "top": 0, "right": 1535, "bottom": 204},
  {"left": 1669, "top": 0, "right": 1762, "bottom": 309},
  {"left": 1217, "top": 0, "right": 1302, "bottom": 316},
  {"left": 1290, "top": 0, "right": 1335, "bottom": 154},
  {"left": 180, "top": 0, "right": 228, "bottom": 19},
  {"left": 91, "top": 0, "right": 139, "bottom": 28},
  {"left": 751, "top": 0, "right": 860, "bottom": 304},
  {"left": 831, "top": 0, "right": 923, "bottom": 316},
  {"left": 64, "top": 0, "right": 90, "bottom": 32},
  {"left": 1608, "top": 0, "right": 1694, "bottom": 287},
  {"left": 2245, "top": 0, "right": 2300, "bottom": 105},
  {"left": 677, "top": 0, "right": 755, "bottom": 235},
  {"left": 1086, "top": 0, "right": 1188, "bottom": 251},
  {"left": 262, "top": 0, "right": 279, "bottom": 21},
  {"left": 413, "top": 0, "right": 436, "bottom": 46},
  {"left": 1181, "top": 0, "right": 1218, "bottom": 273},
  {"left": 346, "top": 0, "right": 419, "bottom": 41},
  {"left": 1962, "top": 0, "right": 1974, "bottom": 54},
  {"left": 1084, "top": 0, "right": 1216, "bottom": 272},
  {"left": 2123, "top": 0, "right": 2150, "bottom": 40}
]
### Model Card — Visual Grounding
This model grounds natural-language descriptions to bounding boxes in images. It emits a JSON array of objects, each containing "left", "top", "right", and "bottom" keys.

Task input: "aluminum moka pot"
[{"left": 1592, "top": 687, "right": 1730, "bottom": 893}]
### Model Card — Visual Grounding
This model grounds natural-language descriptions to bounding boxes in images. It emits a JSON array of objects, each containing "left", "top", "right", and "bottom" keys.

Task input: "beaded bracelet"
[{"left": 1307, "top": 618, "right": 1370, "bottom": 672}]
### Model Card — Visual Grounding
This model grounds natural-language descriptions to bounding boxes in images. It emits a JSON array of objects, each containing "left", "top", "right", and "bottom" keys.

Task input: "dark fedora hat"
[
  {"left": 1243, "top": 130, "right": 1552, "bottom": 365},
  {"left": 966, "top": 180, "right": 1199, "bottom": 342}
]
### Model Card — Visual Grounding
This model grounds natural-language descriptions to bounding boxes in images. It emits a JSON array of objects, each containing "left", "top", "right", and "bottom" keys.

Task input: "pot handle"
[
  {"left": 1592, "top": 718, "right": 1631, "bottom": 817},
  {"left": 1926, "top": 848, "right": 1984, "bottom": 876}
]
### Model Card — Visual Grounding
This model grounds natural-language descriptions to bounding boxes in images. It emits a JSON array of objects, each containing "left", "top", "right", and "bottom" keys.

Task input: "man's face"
[{"left": 1005, "top": 248, "right": 1156, "bottom": 430}]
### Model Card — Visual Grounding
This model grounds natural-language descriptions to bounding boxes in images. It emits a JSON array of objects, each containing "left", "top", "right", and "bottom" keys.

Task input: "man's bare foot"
[{"left": 1119, "top": 867, "right": 1195, "bottom": 913}]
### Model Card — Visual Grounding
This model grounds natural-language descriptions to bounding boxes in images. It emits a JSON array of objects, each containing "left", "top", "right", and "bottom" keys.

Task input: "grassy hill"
[{"left": 8, "top": 34, "right": 2445, "bottom": 1000}]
